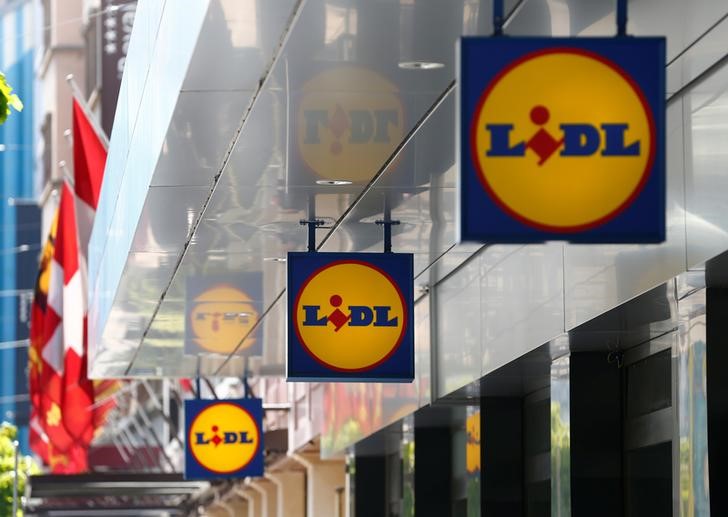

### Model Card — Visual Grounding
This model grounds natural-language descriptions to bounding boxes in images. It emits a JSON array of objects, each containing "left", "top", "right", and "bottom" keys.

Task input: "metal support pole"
[
  {"left": 118, "top": 428, "right": 146, "bottom": 471},
  {"left": 241, "top": 358, "right": 254, "bottom": 399},
  {"left": 300, "top": 219, "right": 325, "bottom": 252},
  {"left": 65, "top": 74, "right": 110, "bottom": 150},
  {"left": 616, "top": 0, "right": 628, "bottom": 36},
  {"left": 196, "top": 355, "right": 202, "bottom": 399},
  {"left": 301, "top": 194, "right": 324, "bottom": 252},
  {"left": 110, "top": 432, "right": 131, "bottom": 464},
  {"left": 130, "top": 416, "right": 163, "bottom": 471},
  {"left": 203, "top": 378, "right": 219, "bottom": 400},
  {"left": 12, "top": 440, "right": 18, "bottom": 516},
  {"left": 137, "top": 408, "right": 177, "bottom": 473},
  {"left": 140, "top": 380, "right": 184, "bottom": 446},
  {"left": 375, "top": 197, "right": 400, "bottom": 253},
  {"left": 493, "top": 0, "right": 505, "bottom": 36}
]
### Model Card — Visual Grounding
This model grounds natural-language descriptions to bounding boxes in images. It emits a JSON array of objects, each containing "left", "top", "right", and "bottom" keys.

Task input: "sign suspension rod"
[
  {"left": 300, "top": 193, "right": 325, "bottom": 252},
  {"left": 616, "top": 0, "right": 628, "bottom": 36},
  {"left": 375, "top": 196, "right": 400, "bottom": 253},
  {"left": 493, "top": 0, "right": 505, "bottom": 36}
]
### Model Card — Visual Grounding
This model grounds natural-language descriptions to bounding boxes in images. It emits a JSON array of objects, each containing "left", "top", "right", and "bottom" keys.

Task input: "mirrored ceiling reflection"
[{"left": 118, "top": 0, "right": 525, "bottom": 377}]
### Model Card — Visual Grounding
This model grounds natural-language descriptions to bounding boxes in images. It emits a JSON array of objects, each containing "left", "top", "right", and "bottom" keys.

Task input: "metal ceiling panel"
[{"left": 93, "top": 0, "right": 728, "bottom": 384}]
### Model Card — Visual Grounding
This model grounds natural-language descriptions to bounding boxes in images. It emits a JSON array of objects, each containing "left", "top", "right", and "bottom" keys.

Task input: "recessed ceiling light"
[
  {"left": 398, "top": 61, "right": 444, "bottom": 70},
  {"left": 316, "top": 179, "right": 352, "bottom": 186},
  {"left": 264, "top": 257, "right": 287, "bottom": 263}
]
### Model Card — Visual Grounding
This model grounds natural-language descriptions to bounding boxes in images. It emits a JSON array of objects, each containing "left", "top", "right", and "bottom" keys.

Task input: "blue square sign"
[
  {"left": 287, "top": 252, "right": 414, "bottom": 382},
  {"left": 459, "top": 37, "right": 666, "bottom": 243},
  {"left": 184, "top": 398, "right": 264, "bottom": 480}
]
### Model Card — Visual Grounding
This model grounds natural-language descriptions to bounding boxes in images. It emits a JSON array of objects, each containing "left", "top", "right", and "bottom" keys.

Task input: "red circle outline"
[
  {"left": 292, "top": 259, "right": 408, "bottom": 373},
  {"left": 469, "top": 46, "right": 657, "bottom": 233},
  {"left": 188, "top": 402, "right": 261, "bottom": 475}
]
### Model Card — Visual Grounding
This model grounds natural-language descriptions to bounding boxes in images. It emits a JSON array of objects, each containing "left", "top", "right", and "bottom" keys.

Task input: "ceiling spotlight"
[
  {"left": 316, "top": 179, "right": 352, "bottom": 186},
  {"left": 398, "top": 61, "right": 445, "bottom": 70}
]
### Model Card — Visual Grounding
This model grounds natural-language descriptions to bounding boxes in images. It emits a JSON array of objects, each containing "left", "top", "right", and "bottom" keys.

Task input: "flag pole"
[
  {"left": 65, "top": 74, "right": 110, "bottom": 151},
  {"left": 58, "top": 160, "right": 75, "bottom": 190}
]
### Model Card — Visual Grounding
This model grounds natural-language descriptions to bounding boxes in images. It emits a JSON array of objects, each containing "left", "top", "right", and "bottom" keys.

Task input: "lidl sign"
[
  {"left": 184, "top": 398, "right": 264, "bottom": 479},
  {"left": 287, "top": 252, "right": 414, "bottom": 382},
  {"left": 459, "top": 37, "right": 665, "bottom": 243}
]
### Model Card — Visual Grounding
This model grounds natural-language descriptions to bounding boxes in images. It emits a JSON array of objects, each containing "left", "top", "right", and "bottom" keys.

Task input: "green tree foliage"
[
  {"left": 551, "top": 402, "right": 571, "bottom": 517},
  {"left": 0, "top": 72, "right": 23, "bottom": 125},
  {"left": 0, "top": 422, "right": 38, "bottom": 516}
]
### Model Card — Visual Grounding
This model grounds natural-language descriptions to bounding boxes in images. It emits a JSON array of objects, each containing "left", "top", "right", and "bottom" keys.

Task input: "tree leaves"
[
  {"left": 0, "top": 422, "right": 37, "bottom": 516},
  {"left": 0, "top": 72, "right": 23, "bottom": 125}
]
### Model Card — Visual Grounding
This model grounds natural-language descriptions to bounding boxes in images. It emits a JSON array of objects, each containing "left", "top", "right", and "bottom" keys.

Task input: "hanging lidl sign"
[
  {"left": 184, "top": 398, "right": 264, "bottom": 480},
  {"left": 287, "top": 252, "right": 414, "bottom": 382},
  {"left": 459, "top": 37, "right": 665, "bottom": 243}
]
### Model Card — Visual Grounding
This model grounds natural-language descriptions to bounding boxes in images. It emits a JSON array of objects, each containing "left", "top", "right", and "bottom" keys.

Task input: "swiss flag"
[
  {"left": 65, "top": 99, "right": 111, "bottom": 445},
  {"left": 55, "top": 182, "right": 95, "bottom": 444},
  {"left": 36, "top": 183, "right": 89, "bottom": 471},
  {"left": 28, "top": 210, "right": 80, "bottom": 471},
  {"left": 29, "top": 100, "right": 112, "bottom": 473}
]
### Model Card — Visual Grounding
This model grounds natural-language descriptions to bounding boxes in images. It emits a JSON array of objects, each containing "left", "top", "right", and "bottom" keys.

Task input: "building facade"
[
  {"left": 0, "top": 0, "right": 39, "bottom": 454},
  {"left": 84, "top": 0, "right": 728, "bottom": 516}
]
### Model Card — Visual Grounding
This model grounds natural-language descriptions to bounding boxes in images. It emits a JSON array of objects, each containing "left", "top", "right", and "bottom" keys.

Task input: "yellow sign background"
[
  {"left": 294, "top": 261, "right": 406, "bottom": 371},
  {"left": 472, "top": 50, "right": 653, "bottom": 230},
  {"left": 188, "top": 402, "right": 260, "bottom": 474}
]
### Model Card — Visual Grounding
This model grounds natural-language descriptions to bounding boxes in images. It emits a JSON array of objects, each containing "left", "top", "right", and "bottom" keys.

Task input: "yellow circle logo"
[
  {"left": 293, "top": 260, "right": 407, "bottom": 371},
  {"left": 297, "top": 67, "right": 404, "bottom": 183},
  {"left": 189, "top": 285, "right": 259, "bottom": 354},
  {"left": 188, "top": 402, "right": 260, "bottom": 474},
  {"left": 471, "top": 48, "right": 655, "bottom": 231}
]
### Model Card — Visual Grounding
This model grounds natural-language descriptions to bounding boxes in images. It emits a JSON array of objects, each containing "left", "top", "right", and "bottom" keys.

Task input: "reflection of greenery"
[
  {"left": 0, "top": 423, "right": 38, "bottom": 516},
  {"left": 679, "top": 437, "right": 692, "bottom": 515},
  {"left": 678, "top": 339, "right": 710, "bottom": 516},
  {"left": 321, "top": 419, "right": 363, "bottom": 454},
  {"left": 402, "top": 441, "right": 414, "bottom": 517},
  {"left": 551, "top": 402, "right": 570, "bottom": 517},
  {"left": 467, "top": 478, "right": 481, "bottom": 517},
  {"left": 0, "top": 73, "right": 22, "bottom": 125}
]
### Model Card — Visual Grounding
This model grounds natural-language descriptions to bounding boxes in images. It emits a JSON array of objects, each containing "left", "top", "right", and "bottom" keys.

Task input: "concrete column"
[
  {"left": 570, "top": 352, "right": 622, "bottom": 517},
  {"left": 250, "top": 479, "right": 277, "bottom": 517},
  {"left": 236, "top": 486, "right": 261, "bottom": 517},
  {"left": 291, "top": 453, "right": 346, "bottom": 517},
  {"left": 707, "top": 286, "right": 728, "bottom": 515},
  {"left": 266, "top": 471, "right": 305, "bottom": 517},
  {"left": 205, "top": 502, "right": 233, "bottom": 517},
  {"left": 203, "top": 506, "right": 225, "bottom": 517},
  {"left": 227, "top": 495, "right": 249, "bottom": 516}
]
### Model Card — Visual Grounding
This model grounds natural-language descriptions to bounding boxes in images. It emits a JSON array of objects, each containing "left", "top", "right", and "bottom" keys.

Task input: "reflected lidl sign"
[
  {"left": 287, "top": 252, "right": 414, "bottom": 382},
  {"left": 296, "top": 66, "right": 404, "bottom": 184},
  {"left": 184, "top": 398, "right": 264, "bottom": 480},
  {"left": 460, "top": 37, "right": 665, "bottom": 243},
  {"left": 185, "top": 274, "right": 261, "bottom": 356}
]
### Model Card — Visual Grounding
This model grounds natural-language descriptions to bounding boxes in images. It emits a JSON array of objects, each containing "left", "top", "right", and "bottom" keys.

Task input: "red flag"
[
  {"left": 38, "top": 183, "right": 92, "bottom": 463},
  {"left": 53, "top": 182, "right": 95, "bottom": 444},
  {"left": 72, "top": 99, "right": 106, "bottom": 257},
  {"left": 29, "top": 209, "right": 78, "bottom": 464},
  {"left": 30, "top": 101, "right": 111, "bottom": 473},
  {"left": 64, "top": 101, "right": 113, "bottom": 446}
]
